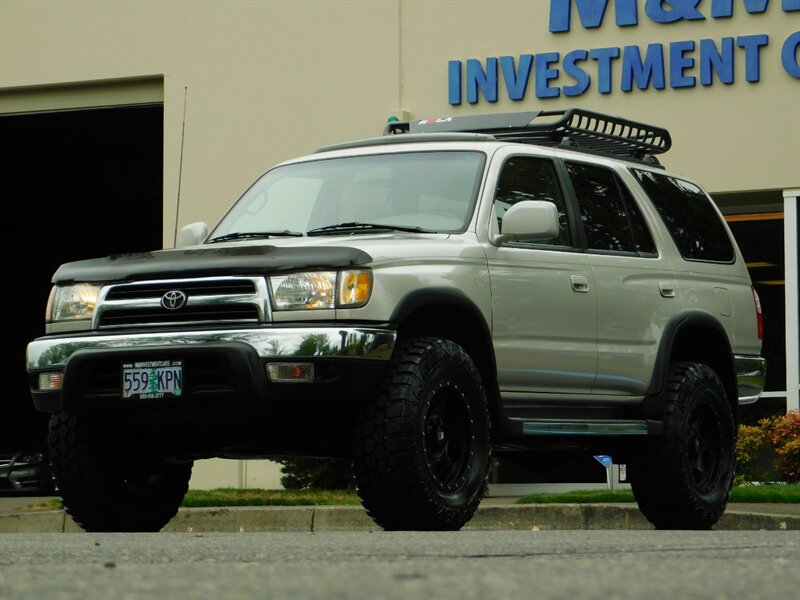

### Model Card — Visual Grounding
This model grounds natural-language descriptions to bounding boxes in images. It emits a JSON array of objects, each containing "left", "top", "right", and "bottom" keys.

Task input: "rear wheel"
[
  {"left": 630, "top": 362, "right": 735, "bottom": 529},
  {"left": 48, "top": 411, "right": 192, "bottom": 532},
  {"left": 353, "top": 337, "right": 491, "bottom": 530}
]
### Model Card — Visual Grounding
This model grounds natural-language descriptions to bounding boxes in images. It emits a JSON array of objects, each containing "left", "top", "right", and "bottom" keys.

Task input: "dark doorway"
[{"left": 1, "top": 104, "right": 163, "bottom": 456}]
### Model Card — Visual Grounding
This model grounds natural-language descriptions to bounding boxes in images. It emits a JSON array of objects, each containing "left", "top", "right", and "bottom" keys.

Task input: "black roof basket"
[{"left": 383, "top": 109, "right": 671, "bottom": 161}]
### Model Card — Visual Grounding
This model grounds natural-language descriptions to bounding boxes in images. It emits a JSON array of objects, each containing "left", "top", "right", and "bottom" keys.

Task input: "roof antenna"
[{"left": 173, "top": 86, "right": 188, "bottom": 247}]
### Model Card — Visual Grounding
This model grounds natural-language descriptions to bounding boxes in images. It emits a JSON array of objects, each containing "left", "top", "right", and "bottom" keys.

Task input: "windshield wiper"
[
  {"left": 306, "top": 222, "right": 430, "bottom": 236},
  {"left": 206, "top": 230, "right": 303, "bottom": 243}
]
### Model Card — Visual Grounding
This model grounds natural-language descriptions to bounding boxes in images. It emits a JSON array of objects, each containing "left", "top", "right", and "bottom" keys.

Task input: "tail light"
[{"left": 751, "top": 286, "right": 763, "bottom": 340}]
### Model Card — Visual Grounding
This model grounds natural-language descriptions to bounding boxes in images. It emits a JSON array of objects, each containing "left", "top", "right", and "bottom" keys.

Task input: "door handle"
[
  {"left": 571, "top": 275, "right": 590, "bottom": 293},
  {"left": 659, "top": 281, "right": 676, "bottom": 298}
]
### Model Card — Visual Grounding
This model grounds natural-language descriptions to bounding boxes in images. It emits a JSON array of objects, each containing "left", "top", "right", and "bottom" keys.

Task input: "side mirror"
[
  {"left": 177, "top": 222, "right": 208, "bottom": 248},
  {"left": 494, "top": 201, "right": 560, "bottom": 244}
]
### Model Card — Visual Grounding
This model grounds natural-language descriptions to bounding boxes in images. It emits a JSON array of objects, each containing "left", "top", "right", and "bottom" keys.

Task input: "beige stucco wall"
[{"left": 2, "top": 1, "right": 798, "bottom": 244}]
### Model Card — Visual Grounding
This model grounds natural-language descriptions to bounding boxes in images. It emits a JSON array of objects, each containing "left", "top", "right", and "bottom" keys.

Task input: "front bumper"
[
  {"left": 0, "top": 453, "right": 52, "bottom": 493},
  {"left": 27, "top": 325, "right": 397, "bottom": 414},
  {"left": 735, "top": 355, "right": 767, "bottom": 405}
]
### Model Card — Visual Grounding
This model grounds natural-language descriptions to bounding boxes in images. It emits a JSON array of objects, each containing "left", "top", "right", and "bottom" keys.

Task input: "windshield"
[{"left": 209, "top": 151, "right": 485, "bottom": 239}]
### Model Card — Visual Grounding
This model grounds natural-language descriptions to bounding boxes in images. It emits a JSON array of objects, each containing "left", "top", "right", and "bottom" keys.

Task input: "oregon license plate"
[{"left": 122, "top": 360, "right": 183, "bottom": 399}]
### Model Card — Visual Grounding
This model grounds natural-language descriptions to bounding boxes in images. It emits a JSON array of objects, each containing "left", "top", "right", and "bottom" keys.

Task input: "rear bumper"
[{"left": 735, "top": 355, "right": 767, "bottom": 405}]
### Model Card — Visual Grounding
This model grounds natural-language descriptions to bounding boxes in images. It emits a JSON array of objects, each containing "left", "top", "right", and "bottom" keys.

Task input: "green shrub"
[
  {"left": 763, "top": 411, "right": 800, "bottom": 482},
  {"left": 735, "top": 411, "right": 800, "bottom": 484},
  {"left": 277, "top": 457, "right": 355, "bottom": 490}
]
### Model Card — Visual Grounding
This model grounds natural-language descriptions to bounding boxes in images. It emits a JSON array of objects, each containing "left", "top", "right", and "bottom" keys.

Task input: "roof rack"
[{"left": 383, "top": 109, "right": 671, "bottom": 161}]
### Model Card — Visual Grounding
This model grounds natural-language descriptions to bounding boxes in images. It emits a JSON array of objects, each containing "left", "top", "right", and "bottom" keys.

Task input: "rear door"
[{"left": 562, "top": 160, "right": 674, "bottom": 395}]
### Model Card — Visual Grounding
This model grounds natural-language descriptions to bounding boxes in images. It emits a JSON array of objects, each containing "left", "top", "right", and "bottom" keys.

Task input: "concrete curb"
[{"left": 2, "top": 504, "right": 798, "bottom": 533}]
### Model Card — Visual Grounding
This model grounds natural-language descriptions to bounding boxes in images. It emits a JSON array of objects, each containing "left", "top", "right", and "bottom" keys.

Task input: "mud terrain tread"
[
  {"left": 48, "top": 411, "right": 192, "bottom": 532},
  {"left": 353, "top": 337, "right": 490, "bottom": 531},
  {"left": 630, "top": 362, "right": 735, "bottom": 530}
]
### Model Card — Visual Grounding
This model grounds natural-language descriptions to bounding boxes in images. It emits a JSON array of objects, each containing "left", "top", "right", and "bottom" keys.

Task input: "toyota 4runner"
[{"left": 26, "top": 109, "right": 766, "bottom": 531}]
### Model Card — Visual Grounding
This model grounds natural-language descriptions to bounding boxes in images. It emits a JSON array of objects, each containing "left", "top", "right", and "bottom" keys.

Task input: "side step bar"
[{"left": 522, "top": 420, "right": 662, "bottom": 436}]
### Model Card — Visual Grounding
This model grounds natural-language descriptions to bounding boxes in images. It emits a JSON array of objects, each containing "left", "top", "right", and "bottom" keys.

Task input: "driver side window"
[{"left": 495, "top": 157, "right": 572, "bottom": 247}]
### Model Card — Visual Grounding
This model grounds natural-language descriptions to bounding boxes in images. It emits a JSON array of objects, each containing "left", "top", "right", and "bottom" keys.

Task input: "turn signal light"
[
  {"left": 38, "top": 371, "right": 63, "bottom": 391},
  {"left": 267, "top": 363, "right": 315, "bottom": 383}
]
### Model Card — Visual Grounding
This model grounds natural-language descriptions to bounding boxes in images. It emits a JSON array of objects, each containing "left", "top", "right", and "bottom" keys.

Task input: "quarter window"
[
  {"left": 633, "top": 169, "right": 734, "bottom": 262},
  {"left": 494, "top": 157, "right": 571, "bottom": 246},
  {"left": 565, "top": 162, "right": 655, "bottom": 255}
]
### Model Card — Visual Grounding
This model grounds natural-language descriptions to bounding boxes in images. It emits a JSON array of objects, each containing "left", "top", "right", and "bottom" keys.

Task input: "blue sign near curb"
[{"left": 594, "top": 455, "right": 614, "bottom": 468}]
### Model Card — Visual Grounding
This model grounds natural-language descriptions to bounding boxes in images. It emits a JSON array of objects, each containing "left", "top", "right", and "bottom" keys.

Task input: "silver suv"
[{"left": 26, "top": 109, "right": 766, "bottom": 531}]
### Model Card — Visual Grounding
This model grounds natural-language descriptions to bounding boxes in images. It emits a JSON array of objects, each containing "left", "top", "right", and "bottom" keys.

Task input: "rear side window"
[
  {"left": 633, "top": 169, "right": 734, "bottom": 263},
  {"left": 565, "top": 162, "right": 655, "bottom": 255}
]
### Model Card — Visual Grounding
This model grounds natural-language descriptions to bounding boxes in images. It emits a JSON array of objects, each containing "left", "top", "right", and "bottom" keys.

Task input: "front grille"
[
  {"left": 105, "top": 280, "right": 256, "bottom": 301},
  {"left": 99, "top": 304, "right": 260, "bottom": 327},
  {"left": 96, "top": 277, "right": 268, "bottom": 329}
]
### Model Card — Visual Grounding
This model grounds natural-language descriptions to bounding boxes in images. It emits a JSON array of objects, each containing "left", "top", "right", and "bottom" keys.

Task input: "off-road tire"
[
  {"left": 48, "top": 411, "right": 192, "bottom": 532},
  {"left": 353, "top": 337, "right": 491, "bottom": 530},
  {"left": 630, "top": 362, "right": 735, "bottom": 529}
]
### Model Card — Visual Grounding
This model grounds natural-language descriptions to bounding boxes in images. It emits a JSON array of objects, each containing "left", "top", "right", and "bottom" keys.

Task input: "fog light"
[
  {"left": 267, "top": 363, "right": 314, "bottom": 383},
  {"left": 38, "top": 371, "right": 63, "bottom": 391}
]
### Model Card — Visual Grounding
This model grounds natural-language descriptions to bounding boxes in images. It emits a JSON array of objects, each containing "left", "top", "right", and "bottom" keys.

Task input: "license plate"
[{"left": 122, "top": 360, "right": 183, "bottom": 399}]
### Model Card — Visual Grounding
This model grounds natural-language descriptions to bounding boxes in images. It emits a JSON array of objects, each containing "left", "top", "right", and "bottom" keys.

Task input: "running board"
[{"left": 522, "top": 420, "right": 661, "bottom": 436}]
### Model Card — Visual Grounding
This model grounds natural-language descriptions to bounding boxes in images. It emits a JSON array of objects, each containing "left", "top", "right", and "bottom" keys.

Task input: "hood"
[
  {"left": 52, "top": 243, "right": 373, "bottom": 284},
  {"left": 50, "top": 232, "right": 465, "bottom": 284}
]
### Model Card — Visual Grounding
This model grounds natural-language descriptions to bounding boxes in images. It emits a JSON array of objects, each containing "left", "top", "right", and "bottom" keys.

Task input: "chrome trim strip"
[
  {"left": 523, "top": 420, "right": 649, "bottom": 436},
  {"left": 27, "top": 327, "right": 396, "bottom": 370},
  {"left": 735, "top": 355, "right": 767, "bottom": 405}
]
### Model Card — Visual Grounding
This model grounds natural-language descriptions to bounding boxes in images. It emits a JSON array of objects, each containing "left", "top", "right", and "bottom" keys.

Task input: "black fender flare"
[
  {"left": 389, "top": 285, "right": 499, "bottom": 395},
  {"left": 643, "top": 309, "right": 735, "bottom": 418}
]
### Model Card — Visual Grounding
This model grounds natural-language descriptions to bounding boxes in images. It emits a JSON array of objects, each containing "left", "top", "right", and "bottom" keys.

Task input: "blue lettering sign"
[
  {"left": 589, "top": 46, "right": 621, "bottom": 93},
  {"left": 782, "top": 31, "right": 800, "bottom": 77},
  {"left": 448, "top": 60, "right": 462, "bottom": 105},
  {"left": 737, "top": 34, "right": 769, "bottom": 81},
  {"left": 621, "top": 44, "right": 666, "bottom": 91},
  {"left": 670, "top": 40, "right": 696, "bottom": 87},
  {"left": 467, "top": 58, "right": 498, "bottom": 104},
  {"left": 550, "top": 0, "right": 638, "bottom": 32},
  {"left": 500, "top": 55, "right": 534, "bottom": 100},
  {"left": 551, "top": 0, "right": 797, "bottom": 32},
  {"left": 563, "top": 49, "right": 591, "bottom": 95},
  {"left": 711, "top": 0, "right": 769, "bottom": 18},
  {"left": 535, "top": 52, "right": 561, "bottom": 98},
  {"left": 700, "top": 37, "right": 735, "bottom": 85},
  {"left": 645, "top": 0, "right": 704, "bottom": 23}
]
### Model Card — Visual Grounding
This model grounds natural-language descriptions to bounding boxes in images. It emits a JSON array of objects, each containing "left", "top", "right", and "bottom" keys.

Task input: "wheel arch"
[
  {"left": 390, "top": 288, "right": 500, "bottom": 431},
  {"left": 646, "top": 310, "right": 738, "bottom": 422}
]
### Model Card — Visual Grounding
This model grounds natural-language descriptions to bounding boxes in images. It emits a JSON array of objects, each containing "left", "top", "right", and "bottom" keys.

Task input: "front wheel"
[
  {"left": 353, "top": 337, "right": 491, "bottom": 530},
  {"left": 48, "top": 411, "right": 192, "bottom": 532},
  {"left": 630, "top": 362, "right": 736, "bottom": 529}
]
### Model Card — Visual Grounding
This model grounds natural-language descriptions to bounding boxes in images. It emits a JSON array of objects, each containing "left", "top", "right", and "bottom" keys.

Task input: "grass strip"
[
  {"left": 515, "top": 483, "right": 800, "bottom": 505},
  {"left": 181, "top": 488, "right": 360, "bottom": 507},
  {"left": 17, "top": 483, "right": 798, "bottom": 511}
]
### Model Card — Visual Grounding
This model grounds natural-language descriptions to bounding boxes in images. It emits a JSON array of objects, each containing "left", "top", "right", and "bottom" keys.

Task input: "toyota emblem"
[{"left": 161, "top": 290, "right": 187, "bottom": 310}]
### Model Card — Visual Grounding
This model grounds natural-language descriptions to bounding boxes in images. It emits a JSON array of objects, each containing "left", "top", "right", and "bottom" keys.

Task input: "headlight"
[
  {"left": 47, "top": 284, "right": 102, "bottom": 322},
  {"left": 270, "top": 270, "right": 372, "bottom": 310}
]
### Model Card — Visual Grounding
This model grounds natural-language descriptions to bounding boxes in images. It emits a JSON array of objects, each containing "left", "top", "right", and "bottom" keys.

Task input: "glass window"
[
  {"left": 566, "top": 162, "right": 655, "bottom": 254},
  {"left": 633, "top": 169, "right": 734, "bottom": 262},
  {"left": 494, "top": 157, "right": 571, "bottom": 246},
  {"left": 210, "top": 151, "right": 485, "bottom": 239}
]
